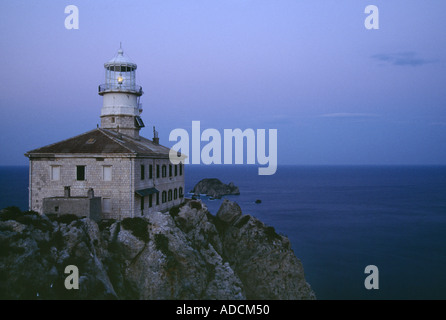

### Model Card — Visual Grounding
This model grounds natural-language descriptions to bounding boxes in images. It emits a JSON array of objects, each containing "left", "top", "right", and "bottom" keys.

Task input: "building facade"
[{"left": 25, "top": 47, "right": 185, "bottom": 220}]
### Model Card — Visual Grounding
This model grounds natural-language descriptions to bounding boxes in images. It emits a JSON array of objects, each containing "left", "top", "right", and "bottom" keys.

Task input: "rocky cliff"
[
  {"left": 191, "top": 178, "right": 240, "bottom": 198},
  {"left": 0, "top": 201, "right": 315, "bottom": 300}
]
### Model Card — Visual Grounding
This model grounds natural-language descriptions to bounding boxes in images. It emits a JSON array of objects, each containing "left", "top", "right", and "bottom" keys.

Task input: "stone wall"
[
  {"left": 100, "top": 115, "right": 140, "bottom": 139},
  {"left": 29, "top": 155, "right": 185, "bottom": 220},
  {"left": 42, "top": 196, "right": 102, "bottom": 222},
  {"left": 29, "top": 156, "right": 133, "bottom": 219},
  {"left": 133, "top": 158, "right": 185, "bottom": 216}
]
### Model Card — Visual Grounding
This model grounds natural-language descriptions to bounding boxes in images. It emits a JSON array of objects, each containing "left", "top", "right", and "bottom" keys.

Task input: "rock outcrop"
[
  {"left": 215, "top": 200, "right": 315, "bottom": 299},
  {"left": 191, "top": 178, "right": 240, "bottom": 198},
  {"left": 0, "top": 203, "right": 315, "bottom": 300}
]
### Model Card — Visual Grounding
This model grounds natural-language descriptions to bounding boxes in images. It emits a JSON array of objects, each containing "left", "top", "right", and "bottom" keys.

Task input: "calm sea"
[{"left": 1, "top": 165, "right": 446, "bottom": 300}]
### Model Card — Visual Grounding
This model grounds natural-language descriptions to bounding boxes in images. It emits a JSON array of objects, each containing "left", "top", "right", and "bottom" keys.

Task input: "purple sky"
[{"left": 1, "top": 0, "right": 445, "bottom": 165}]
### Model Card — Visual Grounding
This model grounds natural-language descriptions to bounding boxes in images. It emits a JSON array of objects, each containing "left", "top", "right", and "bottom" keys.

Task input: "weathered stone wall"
[
  {"left": 133, "top": 158, "right": 185, "bottom": 216},
  {"left": 29, "top": 156, "right": 185, "bottom": 220},
  {"left": 43, "top": 197, "right": 90, "bottom": 217},
  {"left": 42, "top": 197, "right": 102, "bottom": 222},
  {"left": 29, "top": 156, "right": 133, "bottom": 219},
  {"left": 101, "top": 115, "right": 140, "bottom": 139}
]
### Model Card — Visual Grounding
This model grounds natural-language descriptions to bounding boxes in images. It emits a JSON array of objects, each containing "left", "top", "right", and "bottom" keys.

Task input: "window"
[
  {"left": 76, "top": 166, "right": 85, "bottom": 181},
  {"left": 168, "top": 189, "right": 172, "bottom": 201},
  {"left": 135, "top": 116, "right": 145, "bottom": 128},
  {"left": 103, "top": 198, "right": 111, "bottom": 213},
  {"left": 111, "top": 117, "right": 115, "bottom": 123},
  {"left": 141, "top": 165, "right": 145, "bottom": 180},
  {"left": 174, "top": 189, "right": 178, "bottom": 200},
  {"left": 86, "top": 138, "right": 96, "bottom": 145},
  {"left": 103, "top": 166, "right": 112, "bottom": 181},
  {"left": 140, "top": 196, "right": 144, "bottom": 215},
  {"left": 162, "top": 191, "right": 167, "bottom": 203},
  {"left": 179, "top": 187, "right": 183, "bottom": 198},
  {"left": 149, "top": 194, "right": 153, "bottom": 208},
  {"left": 149, "top": 164, "right": 153, "bottom": 179},
  {"left": 156, "top": 165, "right": 160, "bottom": 178},
  {"left": 156, "top": 193, "right": 160, "bottom": 205},
  {"left": 179, "top": 163, "right": 183, "bottom": 176},
  {"left": 175, "top": 165, "right": 178, "bottom": 176},
  {"left": 162, "top": 165, "right": 167, "bottom": 178},
  {"left": 54, "top": 206, "right": 59, "bottom": 213},
  {"left": 169, "top": 165, "right": 172, "bottom": 177},
  {"left": 51, "top": 166, "right": 60, "bottom": 181}
]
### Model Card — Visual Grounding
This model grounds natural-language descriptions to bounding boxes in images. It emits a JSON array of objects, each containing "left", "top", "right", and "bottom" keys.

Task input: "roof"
[
  {"left": 25, "top": 128, "right": 174, "bottom": 158},
  {"left": 105, "top": 48, "right": 137, "bottom": 68},
  {"left": 135, "top": 188, "right": 159, "bottom": 197}
]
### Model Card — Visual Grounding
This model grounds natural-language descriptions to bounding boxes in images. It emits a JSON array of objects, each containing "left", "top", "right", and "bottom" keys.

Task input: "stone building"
[{"left": 25, "top": 47, "right": 185, "bottom": 220}]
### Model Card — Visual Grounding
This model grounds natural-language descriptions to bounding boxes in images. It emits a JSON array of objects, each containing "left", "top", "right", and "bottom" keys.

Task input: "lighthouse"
[
  {"left": 25, "top": 45, "right": 185, "bottom": 219},
  {"left": 99, "top": 45, "right": 145, "bottom": 139}
]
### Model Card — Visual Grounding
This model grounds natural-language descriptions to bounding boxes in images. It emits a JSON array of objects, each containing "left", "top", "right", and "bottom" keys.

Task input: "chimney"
[
  {"left": 64, "top": 186, "right": 71, "bottom": 198},
  {"left": 87, "top": 188, "right": 94, "bottom": 199},
  {"left": 153, "top": 126, "right": 159, "bottom": 145}
]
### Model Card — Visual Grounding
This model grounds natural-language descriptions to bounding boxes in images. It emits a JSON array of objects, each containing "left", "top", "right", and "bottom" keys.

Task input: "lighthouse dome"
[{"left": 104, "top": 47, "right": 137, "bottom": 69}]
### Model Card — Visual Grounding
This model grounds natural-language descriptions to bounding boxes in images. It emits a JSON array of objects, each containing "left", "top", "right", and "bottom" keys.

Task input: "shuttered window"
[
  {"left": 51, "top": 166, "right": 60, "bottom": 181},
  {"left": 103, "top": 166, "right": 112, "bottom": 181}
]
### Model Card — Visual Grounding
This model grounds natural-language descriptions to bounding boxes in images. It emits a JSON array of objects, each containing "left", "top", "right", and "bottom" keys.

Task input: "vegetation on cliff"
[{"left": 0, "top": 202, "right": 315, "bottom": 300}]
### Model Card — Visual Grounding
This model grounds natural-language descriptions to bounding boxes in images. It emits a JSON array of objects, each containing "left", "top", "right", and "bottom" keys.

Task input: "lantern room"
[{"left": 99, "top": 45, "right": 143, "bottom": 96}]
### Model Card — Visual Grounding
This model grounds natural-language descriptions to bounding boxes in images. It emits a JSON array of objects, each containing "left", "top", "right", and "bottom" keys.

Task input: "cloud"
[
  {"left": 319, "top": 113, "right": 379, "bottom": 118},
  {"left": 371, "top": 52, "right": 436, "bottom": 67}
]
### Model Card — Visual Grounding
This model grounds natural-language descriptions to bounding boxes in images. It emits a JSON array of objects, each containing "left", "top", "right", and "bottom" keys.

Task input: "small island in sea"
[{"left": 191, "top": 178, "right": 240, "bottom": 199}]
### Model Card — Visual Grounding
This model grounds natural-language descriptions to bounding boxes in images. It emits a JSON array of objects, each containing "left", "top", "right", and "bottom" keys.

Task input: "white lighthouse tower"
[{"left": 99, "top": 45, "right": 145, "bottom": 139}]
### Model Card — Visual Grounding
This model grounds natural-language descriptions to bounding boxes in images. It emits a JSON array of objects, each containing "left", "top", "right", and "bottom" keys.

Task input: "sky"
[{"left": 0, "top": 0, "right": 445, "bottom": 166}]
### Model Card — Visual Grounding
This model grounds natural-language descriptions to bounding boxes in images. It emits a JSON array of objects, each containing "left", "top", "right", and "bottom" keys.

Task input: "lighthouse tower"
[{"left": 99, "top": 45, "right": 144, "bottom": 139}]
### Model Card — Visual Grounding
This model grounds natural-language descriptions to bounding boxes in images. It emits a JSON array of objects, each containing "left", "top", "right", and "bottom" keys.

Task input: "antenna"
[{"left": 118, "top": 42, "right": 123, "bottom": 55}]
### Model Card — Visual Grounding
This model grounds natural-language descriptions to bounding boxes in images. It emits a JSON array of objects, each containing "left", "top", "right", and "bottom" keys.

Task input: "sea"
[{"left": 1, "top": 165, "right": 445, "bottom": 300}]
